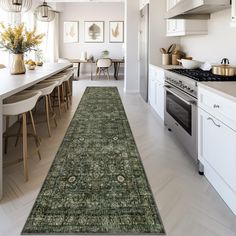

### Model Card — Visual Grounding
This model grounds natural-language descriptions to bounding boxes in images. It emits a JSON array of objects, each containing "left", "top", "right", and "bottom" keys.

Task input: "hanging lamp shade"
[
  {"left": 0, "top": 0, "right": 32, "bottom": 12},
  {"left": 35, "top": 1, "right": 55, "bottom": 22}
]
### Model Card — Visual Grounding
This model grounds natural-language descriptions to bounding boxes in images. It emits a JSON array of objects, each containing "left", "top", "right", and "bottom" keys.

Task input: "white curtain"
[
  {"left": 36, "top": 12, "right": 59, "bottom": 63},
  {"left": 48, "top": 12, "right": 59, "bottom": 63}
]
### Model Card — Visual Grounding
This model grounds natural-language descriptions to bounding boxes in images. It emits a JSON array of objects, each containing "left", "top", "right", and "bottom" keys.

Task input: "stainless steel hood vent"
[{"left": 165, "top": 0, "right": 231, "bottom": 20}]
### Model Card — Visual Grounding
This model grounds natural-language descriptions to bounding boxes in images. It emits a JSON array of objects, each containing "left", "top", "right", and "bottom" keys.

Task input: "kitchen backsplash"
[{"left": 180, "top": 9, "right": 236, "bottom": 66}]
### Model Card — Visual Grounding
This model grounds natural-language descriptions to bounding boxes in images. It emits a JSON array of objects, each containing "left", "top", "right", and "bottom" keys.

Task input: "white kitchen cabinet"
[
  {"left": 198, "top": 87, "right": 236, "bottom": 215},
  {"left": 139, "top": 0, "right": 149, "bottom": 10},
  {"left": 166, "top": 0, "right": 208, "bottom": 36},
  {"left": 149, "top": 65, "right": 165, "bottom": 121}
]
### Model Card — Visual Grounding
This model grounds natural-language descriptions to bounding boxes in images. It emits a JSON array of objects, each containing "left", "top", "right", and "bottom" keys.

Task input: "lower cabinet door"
[
  {"left": 155, "top": 82, "right": 164, "bottom": 120},
  {"left": 199, "top": 109, "right": 236, "bottom": 192}
]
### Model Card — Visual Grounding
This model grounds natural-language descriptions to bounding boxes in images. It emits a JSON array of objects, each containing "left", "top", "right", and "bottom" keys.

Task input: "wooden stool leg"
[
  {"left": 15, "top": 115, "right": 22, "bottom": 147},
  {"left": 57, "top": 86, "right": 62, "bottom": 119},
  {"left": 22, "top": 113, "right": 29, "bottom": 182},
  {"left": 29, "top": 111, "right": 41, "bottom": 160},
  {"left": 4, "top": 116, "right": 10, "bottom": 154},
  {"left": 49, "top": 95, "right": 57, "bottom": 127},
  {"left": 106, "top": 69, "right": 110, "bottom": 80},
  {"left": 61, "top": 83, "right": 67, "bottom": 112},
  {"left": 45, "top": 95, "right": 51, "bottom": 137}
]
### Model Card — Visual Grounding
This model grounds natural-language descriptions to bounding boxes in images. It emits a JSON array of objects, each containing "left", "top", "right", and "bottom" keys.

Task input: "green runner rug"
[{"left": 22, "top": 87, "right": 165, "bottom": 235}]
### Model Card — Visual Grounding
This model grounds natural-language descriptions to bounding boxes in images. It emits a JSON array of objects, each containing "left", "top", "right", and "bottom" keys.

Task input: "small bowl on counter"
[
  {"left": 27, "top": 64, "right": 36, "bottom": 70},
  {"left": 177, "top": 59, "right": 203, "bottom": 69}
]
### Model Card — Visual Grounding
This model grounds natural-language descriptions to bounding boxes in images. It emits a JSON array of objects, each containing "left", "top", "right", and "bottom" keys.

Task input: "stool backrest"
[{"left": 96, "top": 58, "right": 112, "bottom": 68}]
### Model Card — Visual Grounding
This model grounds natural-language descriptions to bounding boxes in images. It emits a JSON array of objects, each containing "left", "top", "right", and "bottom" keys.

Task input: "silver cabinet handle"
[
  {"left": 213, "top": 104, "right": 220, "bottom": 109},
  {"left": 207, "top": 117, "right": 221, "bottom": 128}
]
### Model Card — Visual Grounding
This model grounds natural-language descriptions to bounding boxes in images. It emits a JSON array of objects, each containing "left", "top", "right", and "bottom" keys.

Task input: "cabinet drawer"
[
  {"left": 199, "top": 87, "right": 236, "bottom": 131},
  {"left": 199, "top": 109, "right": 236, "bottom": 193},
  {"left": 149, "top": 65, "right": 165, "bottom": 83}
]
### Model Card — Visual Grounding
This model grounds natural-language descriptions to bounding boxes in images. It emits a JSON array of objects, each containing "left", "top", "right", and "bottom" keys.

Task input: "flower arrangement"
[{"left": 0, "top": 23, "right": 44, "bottom": 54}]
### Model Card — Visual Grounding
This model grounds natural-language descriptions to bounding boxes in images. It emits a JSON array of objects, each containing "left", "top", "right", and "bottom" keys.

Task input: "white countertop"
[
  {"left": 0, "top": 63, "right": 72, "bottom": 99},
  {"left": 150, "top": 64, "right": 182, "bottom": 70},
  {"left": 198, "top": 82, "right": 236, "bottom": 103}
]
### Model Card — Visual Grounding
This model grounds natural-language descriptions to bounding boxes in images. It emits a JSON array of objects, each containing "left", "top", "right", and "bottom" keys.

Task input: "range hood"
[{"left": 165, "top": 0, "right": 231, "bottom": 20}]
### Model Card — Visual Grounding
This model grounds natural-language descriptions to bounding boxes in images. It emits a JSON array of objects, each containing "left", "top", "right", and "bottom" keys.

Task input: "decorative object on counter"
[
  {"left": 25, "top": 59, "right": 36, "bottom": 70},
  {"left": 212, "top": 58, "right": 236, "bottom": 76},
  {"left": 109, "top": 21, "right": 124, "bottom": 43},
  {"left": 162, "top": 53, "right": 171, "bottom": 65},
  {"left": 200, "top": 61, "right": 212, "bottom": 71},
  {"left": 84, "top": 21, "right": 104, "bottom": 43},
  {"left": 0, "top": 23, "right": 44, "bottom": 75},
  {"left": 35, "top": 0, "right": 55, "bottom": 22},
  {"left": 177, "top": 59, "right": 202, "bottom": 69},
  {"left": 64, "top": 21, "right": 79, "bottom": 43},
  {"left": 101, "top": 50, "right": 109, "bottom": 58},
  {"left": 160, "top": 44, "right": 177, "bottom": 65},
  {"left": 0, "top": 0, "right": 32, "bottom": 12},
  {"left": 35, "top": 48, "right": 44, "bottom": 66},
  {"left": 80, "top": 51, "right": 87, "bottom": 61},
  {"left": 172, "top": 50, "right": 185, "bottom": 65}
]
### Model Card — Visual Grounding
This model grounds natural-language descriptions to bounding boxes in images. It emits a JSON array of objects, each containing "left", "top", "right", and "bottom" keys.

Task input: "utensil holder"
[{"left": 162, "top": 54, "right": 170, "bottom": 65}]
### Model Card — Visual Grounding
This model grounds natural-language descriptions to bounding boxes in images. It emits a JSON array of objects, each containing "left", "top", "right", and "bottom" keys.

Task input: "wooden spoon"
[{"left": 160, "top": 48, "right": 167, "bottom": 54}]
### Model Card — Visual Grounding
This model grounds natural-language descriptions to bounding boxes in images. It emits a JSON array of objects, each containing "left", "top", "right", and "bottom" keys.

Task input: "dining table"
[
  {"left": 0, "top": 62, "right": 72, "bottom": 200},
  {"left": 70, "top": 58, "right": 124, "bottom": 80}
]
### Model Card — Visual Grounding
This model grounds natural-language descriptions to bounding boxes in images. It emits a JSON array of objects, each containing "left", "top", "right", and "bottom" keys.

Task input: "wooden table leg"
[
  {"left": 114, "top": 62, "right": 117, "bottom": 80},
  {"left": 91, "top": 61, "right": 93, "bottom": 80},
  {"left": 0, "top": 99, "right": 2, "bottom": 199},
  {"left": 77, "top": 62, "right": 81, "bottom": 78}
]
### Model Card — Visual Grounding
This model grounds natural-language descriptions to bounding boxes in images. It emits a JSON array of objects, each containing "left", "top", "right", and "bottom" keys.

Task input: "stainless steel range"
[{"left": 164, "top": 69, "right": 236, "bottom": 174}]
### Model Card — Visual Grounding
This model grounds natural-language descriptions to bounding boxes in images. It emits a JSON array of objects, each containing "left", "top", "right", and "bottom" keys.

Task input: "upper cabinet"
[
  {"left": 166, "top": 0, "right": 208, "bottom": 37},
  {"left": 139, "top": 0, "right": 149, "bottom": 10}
]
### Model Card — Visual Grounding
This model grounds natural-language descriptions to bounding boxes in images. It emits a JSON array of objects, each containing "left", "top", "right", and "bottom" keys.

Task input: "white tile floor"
[{"left": 0, "top": 75, "right": 236, "bottom": 236}]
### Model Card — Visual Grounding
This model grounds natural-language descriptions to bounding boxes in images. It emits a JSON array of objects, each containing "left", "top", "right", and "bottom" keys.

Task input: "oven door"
[{"left": 164, "top": 84, "right": 198, "bottom": 162}]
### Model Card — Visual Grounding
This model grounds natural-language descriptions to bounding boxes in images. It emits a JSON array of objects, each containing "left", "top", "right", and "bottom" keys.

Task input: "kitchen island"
[{"left": 0, "top": 62, "right": 72, "bottom": 200}]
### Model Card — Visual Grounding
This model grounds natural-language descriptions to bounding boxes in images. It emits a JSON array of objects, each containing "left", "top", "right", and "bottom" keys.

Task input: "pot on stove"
[{"left": 212, "top": 58, "right": 236, "bottom": 76}]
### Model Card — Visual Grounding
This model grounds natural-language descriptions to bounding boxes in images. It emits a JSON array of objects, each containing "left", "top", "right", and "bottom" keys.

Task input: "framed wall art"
[
  {"left": 84, "top": 21, "right": 104, "bottom": 43},
  {"left": 64, "top": 21, "right": 79, "bottom": 43},
  {"left": 109, "top": 21, "right": 124, "bottom": 43}
]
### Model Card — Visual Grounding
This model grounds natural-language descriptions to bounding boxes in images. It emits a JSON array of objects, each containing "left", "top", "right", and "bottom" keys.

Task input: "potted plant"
[
  {"left": 0, "top": 23, "right": 44, "bottom": 75},
  {"left": 101, "top": 50, "right": 109, "bottom": 58}
]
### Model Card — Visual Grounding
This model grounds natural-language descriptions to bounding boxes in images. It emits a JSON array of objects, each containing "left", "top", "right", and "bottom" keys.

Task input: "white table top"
[{"left": 0, "top": 63, "right": 72, "bottom": 99}]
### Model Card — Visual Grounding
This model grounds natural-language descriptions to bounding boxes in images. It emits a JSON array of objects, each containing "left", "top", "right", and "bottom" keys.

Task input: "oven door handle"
[{"left": 164, "top": 85, "right": 196, "bottom": 106}]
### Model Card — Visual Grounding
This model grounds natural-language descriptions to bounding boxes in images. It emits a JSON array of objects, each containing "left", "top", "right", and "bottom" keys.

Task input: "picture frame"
[
  {"left": 109, "top": 21, "right": 124, "bottom": 43},
  {"left": 64, "top": 21, "right": 79, "bottom": 43},
  {"left": 84, "top": 21, "right": 104, "bottom": 43}
]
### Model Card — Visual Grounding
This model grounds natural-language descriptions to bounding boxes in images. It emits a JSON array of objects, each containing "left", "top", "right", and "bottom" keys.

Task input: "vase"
[{"left": 11, "top": 54, "right": 26, "bottom": 75}]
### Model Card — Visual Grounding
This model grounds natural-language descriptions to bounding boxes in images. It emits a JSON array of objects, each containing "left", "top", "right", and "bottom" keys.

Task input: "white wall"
[
  {"left": 57, "top": 2, "right": 124, "bottom": 61},
  {"left": 181, "top": 9, "right": 236, "bottom": 66},
  {"left": 124, "top": 0, "right": 139, "bottom": 93},
  {"left": 149, "top": 0, "right": 180, "bottom": 66}
]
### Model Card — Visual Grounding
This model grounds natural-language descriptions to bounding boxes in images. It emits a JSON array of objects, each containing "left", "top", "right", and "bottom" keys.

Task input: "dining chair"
[{"left": 96, "top": 58, "right": 112, "bottom": 80}]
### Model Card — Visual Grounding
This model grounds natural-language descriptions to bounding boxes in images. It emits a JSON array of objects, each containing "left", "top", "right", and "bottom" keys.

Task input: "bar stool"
[
  {"left": 28, "top": 81, "right": 59, "bottom": 137},
  {"left": 59, "top": 69, "right": 73, "bottom": 109},
  {"left": 41, "top": 74, "right": 68, "bottom": 118},
  {"left": 0, "top": 64, "right": 6, "bottom": 69},
  {"left": 3, "top": 91, "right": 42, "bottom": 181}
]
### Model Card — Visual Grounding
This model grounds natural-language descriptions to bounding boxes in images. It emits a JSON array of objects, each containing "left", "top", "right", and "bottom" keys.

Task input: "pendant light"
[
  {"left": 35, "top": 1, "right": 55, "bottom": 22},
  {"left": 0, "top": 0, "right": 32, "bottom": 12}
]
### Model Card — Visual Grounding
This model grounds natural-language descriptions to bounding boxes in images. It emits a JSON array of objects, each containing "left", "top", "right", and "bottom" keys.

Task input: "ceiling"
[{"left": 48, "top": 0, "right": 124, "bottom": 2}]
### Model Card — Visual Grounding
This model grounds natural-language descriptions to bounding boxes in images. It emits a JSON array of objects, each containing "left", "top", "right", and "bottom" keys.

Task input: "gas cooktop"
[{"left": 168, "top": 68, "right": 236, "bottom": 82}]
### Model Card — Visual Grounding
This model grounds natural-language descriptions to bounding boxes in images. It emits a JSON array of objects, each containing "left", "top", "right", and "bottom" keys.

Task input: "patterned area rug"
[{"left": 22, "top": 87, "right": 165, "bottom": 235}]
